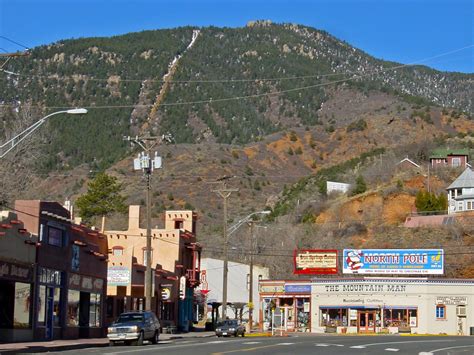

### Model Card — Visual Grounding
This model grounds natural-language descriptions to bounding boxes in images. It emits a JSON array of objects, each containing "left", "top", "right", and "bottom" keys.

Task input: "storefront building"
[
  {"left": 0, "top": 211, "right": 38, "bottom": 342},
  {"left": 312, "top": 278, "right": 474, "bottom": 335},
  {"left": 259, "top": 280, "right": 311, "bottom": 332},
  {"left": 105, "top": 207, "right": 201, "bottom": 332},
  {"left": 14, "top": 200, "right": 108, "bottom": 341}
]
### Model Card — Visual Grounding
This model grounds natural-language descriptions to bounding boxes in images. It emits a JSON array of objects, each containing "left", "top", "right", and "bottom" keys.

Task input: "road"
[{"left": 47, "top": 335, "right": 474, "bottom": 355}]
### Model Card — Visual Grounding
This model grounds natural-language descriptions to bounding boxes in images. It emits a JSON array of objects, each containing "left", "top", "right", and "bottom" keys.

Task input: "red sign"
[{"left": 293, "top": 249, "right": 338, "bottom": 275}]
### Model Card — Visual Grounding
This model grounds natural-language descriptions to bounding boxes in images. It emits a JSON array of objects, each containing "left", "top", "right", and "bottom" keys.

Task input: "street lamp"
[
  {"left": 221, "top": 210, "right": 270, "bottom": 320},
  {"left": 0, "top": 108, "right": 88, "bottom": 158}
]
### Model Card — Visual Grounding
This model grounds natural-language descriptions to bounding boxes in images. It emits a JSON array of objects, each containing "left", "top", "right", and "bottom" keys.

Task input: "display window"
[
  {"left": 67, "top": 290, "right": 80, "bottom": 326},
  {"left": 383, "top": 307, "right": 417, "bottom": 327},
  {"left": 320, "top": 308, "right": 348, "bottom": 327},
  {"left": 296, "top": 298, "right": 310, "bottom": 331},
  {"left": 89, "top": 293, "right": 101, "bottom": 327}
]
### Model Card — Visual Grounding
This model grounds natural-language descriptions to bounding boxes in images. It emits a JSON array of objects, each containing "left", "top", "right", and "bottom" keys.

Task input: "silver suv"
[{"left": 107, "top": 311, "right": 160, "bottom": 346}]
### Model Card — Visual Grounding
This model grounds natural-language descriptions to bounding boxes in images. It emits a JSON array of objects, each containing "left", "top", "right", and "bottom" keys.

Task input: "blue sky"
[{"left": 0, "top": 0, "right": 472, "bottom": 73}]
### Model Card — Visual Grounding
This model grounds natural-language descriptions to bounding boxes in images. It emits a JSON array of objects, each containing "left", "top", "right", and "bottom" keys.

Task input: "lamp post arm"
[
  {"left": 0, "top": 110, "right": 76, "bottom": 159},
  {"left": 227, "top": 211, "right": 269, "bottom": 237}
]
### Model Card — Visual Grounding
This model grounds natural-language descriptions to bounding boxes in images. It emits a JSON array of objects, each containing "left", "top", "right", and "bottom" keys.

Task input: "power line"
[
  {"left": 3, "top": 43, "right": 472, "bottom": 84},
  {"left": 1, "top": 44, "right": 472, "bottom": 110},
  {"left": 0, "top": 36, "right": 30, "bottom": 50}
]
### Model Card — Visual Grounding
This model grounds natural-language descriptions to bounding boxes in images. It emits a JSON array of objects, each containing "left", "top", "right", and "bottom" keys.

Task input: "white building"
[
  {"left": 200, "top": 258, "right": 269, "bottom": 322},
  {"left": 327, "top": 181, "right": 351, "bottom": 194},
  {"left": 447, "top": 168, "right": 474, "bottom": 214},
  {"left": 311, "top": 278, "right": 474, "bottom": 335}
]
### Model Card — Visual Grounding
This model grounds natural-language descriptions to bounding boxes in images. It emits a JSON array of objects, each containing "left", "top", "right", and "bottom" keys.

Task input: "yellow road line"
[{"left": 211, "top": 343, "right": 283, "bottom": 355}]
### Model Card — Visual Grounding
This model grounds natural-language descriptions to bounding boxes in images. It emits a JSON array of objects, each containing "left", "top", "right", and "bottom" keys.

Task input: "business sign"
[
  {"left": 285, "top": 284, "right": 311, "bottom": 293},
  {"left": 107, "top": 266, "right": 130, "bottom": 285},
  {"left": 293, "top": 249, "right": 338, "bottom": 275},
  {"left": 161, "top": 287, "right": 171, "bottom": 300},
  {"left": 259, "top": 284, "right": 285, "bottom": 293},
  {"left": 343, "top": 249, "right": 444, "bottom": 275}
]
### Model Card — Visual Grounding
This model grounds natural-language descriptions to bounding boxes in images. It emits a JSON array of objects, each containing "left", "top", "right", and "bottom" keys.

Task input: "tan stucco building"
[{"left": 105, "top": 206, "right": 201, "bottom": 331}]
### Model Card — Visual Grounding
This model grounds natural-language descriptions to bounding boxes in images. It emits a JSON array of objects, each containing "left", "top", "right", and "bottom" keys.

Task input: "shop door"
[
  {"left": 282, "top": 307, "right": 294, "bottom": 330},
  {"left": 357, "top": 311, "right": 376, "bottom": 333},
  {"left": 45, "top": 287, "right": 55, "bottom": 340}
]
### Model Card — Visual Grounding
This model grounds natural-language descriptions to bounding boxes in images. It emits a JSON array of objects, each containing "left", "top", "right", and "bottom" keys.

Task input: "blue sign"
[
  {"left": 285, "top": 284, "right": 311, "bottom": 293},
  {"left": 343, "top": 249, "right": 444, "bottom": 275}
]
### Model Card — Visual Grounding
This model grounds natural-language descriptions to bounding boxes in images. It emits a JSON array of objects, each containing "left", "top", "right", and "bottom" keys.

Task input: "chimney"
[{"left": 129, "top": 205, "right": 140, "bottom": 230}]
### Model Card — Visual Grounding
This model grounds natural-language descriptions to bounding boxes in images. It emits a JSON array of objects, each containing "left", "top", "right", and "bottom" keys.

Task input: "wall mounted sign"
[
  {"left": 294, "top": 249, "right": 338, "bottom": 275},
  {"left": 343, "top": 249, "right": 444, "bottom": 275}
]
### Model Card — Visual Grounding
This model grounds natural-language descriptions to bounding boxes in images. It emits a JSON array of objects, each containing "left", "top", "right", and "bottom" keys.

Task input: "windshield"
[
  {"left": 217, "top": 320, "right": 237, "bottom": 327},
  {"left": 116, "top": 314, "right": 144, "bottom": 323}
]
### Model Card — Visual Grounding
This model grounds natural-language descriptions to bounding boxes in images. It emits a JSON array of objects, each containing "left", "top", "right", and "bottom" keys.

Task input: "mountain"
[
  {"left": 1, "top": 22, "right": 474, "bottom": 278},
  {"left": 1, "top": 21, "right": 472, "bottom": 171}
]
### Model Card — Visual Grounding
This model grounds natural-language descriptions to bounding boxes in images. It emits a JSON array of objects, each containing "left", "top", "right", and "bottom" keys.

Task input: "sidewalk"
[{"left": 0, "top": 331, "right": 216, "bottom": 354}]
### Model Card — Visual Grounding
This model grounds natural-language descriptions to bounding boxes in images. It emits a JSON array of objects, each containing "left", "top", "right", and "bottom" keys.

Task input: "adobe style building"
[
  {"left": 13, "top": 200, "right": 108, "bottom": 341},
  {"left": 105, "top": 206, "right": 201, "bottom": 332},
  {"left": 0, "top": 211, "right": 38, "bottom": 342}
]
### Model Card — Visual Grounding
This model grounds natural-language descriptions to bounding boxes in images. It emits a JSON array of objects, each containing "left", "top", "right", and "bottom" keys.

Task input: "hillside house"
[
  {"left": 396, "top": 157, "right": 421, "bottom": 171},
  {"left": 327, "top": 181, "right": 351, "bottom": 194},
  {"left": 447, "top": 168, "right": 474, "bottom": 214},
  {"left": 430, "top": 148, "right": 470, "bottom": 169}
]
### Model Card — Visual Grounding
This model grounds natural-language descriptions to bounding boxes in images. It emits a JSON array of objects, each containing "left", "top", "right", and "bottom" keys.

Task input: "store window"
[
  {"left": 383, "top": 308, "right": 417, "bottom": 327},
  {"left": 13, "top": 282, "right": 31, "bottom": 328},
  {"left": 320, "top": 308, "right": 348, "bottom": 327},
  {"left": 436, "top": 305, "right": 446, "bottom": 319},
  {"left": 67, "top": 290, "right": 80, "bottom": 326},
  {"left": 296, "top": 298, "right": 310, "bottom": 331},
  {"left": 89, "top": 293, "right": 101, "bottom": 327},
  {"left": 53, "top": 288, "right": 61, "bottom": 326},
  {"left": 37, "top": 285, "right": 46, "bottom": 325}
]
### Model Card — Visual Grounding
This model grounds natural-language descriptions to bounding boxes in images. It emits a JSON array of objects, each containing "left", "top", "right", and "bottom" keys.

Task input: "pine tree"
[
  {"left": 351, "top": 175, "right": 367, "bottom": 195},
  {"left": 76, "top": 173, "right": 127, "bottom": 224}
]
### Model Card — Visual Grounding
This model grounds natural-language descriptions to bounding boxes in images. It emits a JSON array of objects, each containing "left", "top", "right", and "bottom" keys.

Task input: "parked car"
[
  {"left": 107, "top": 311, "right": 160, "bottom": 346},
  {"left": 215, "top": 319, "right": 245, "bottom": 337}
]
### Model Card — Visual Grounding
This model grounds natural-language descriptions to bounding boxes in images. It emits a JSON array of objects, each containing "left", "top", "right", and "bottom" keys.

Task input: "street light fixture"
[
  {"left": 0, "top": 108, "right": 88, "bottom": 158},
  {"left": 221, "top": 210, "right": 270, "bottom": 320}
]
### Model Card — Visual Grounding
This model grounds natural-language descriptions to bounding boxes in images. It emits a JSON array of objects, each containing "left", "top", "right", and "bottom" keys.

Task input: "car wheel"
[
  {"left": 151, "top": 330, "right": 159, "bottom": 344},
  {"left": 241, "top": 331, "right": 245, "bottom": 337},
  {"left": 132, "top": 331, "right": 144, "bottom": 346}
]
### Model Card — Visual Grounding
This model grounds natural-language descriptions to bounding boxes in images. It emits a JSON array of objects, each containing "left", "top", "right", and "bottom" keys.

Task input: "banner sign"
[
  {"left": 284, "top": 284, "right": 311, "bottom": 293},
  {"left": 343, "top": 249, "right": 444, "bottom": 275},
  {"left": 293, "top": 249, "right": 338, "bottom": 275},
  {"left": 107, "top": 266, "right": 130, "bottom": 285}
]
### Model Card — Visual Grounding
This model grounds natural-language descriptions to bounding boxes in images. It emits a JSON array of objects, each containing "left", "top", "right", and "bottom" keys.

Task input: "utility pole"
[
  {"left": 212, "top": 176, "right": 238, "bottom": 320},
  {"left": 247, "top": 221, "right": 255, "bottom": 330},
  {"left": 124, "top": 134, "right": 171, "bottom": 311}
]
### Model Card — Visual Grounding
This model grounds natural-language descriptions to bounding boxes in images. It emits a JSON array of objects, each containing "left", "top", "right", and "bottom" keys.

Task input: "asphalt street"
[{"left": 45, "top": 335, "right": 474, "bottom": 355}]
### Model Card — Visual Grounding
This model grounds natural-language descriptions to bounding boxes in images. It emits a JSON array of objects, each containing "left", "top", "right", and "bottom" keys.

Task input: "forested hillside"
[{"left": 1, "top": 22, "right": 472, "bottom": 172}]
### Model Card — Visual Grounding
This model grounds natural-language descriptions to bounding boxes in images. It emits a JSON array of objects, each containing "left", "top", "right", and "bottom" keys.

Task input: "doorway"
[{"left": 357, "top": 311, "right": 376, "bottom": 333}]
